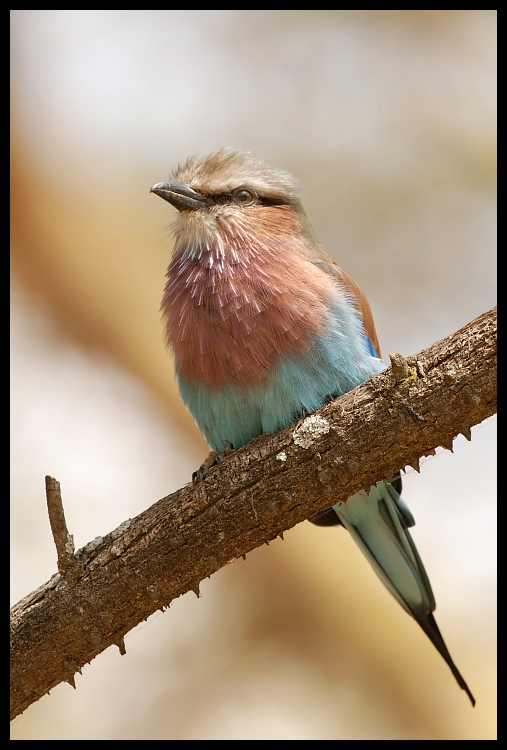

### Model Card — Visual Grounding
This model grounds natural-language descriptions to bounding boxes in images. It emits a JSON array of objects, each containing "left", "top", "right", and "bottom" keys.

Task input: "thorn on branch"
[
  {"left": 409, "top": 458, "right": 421, "bottom": 473},
  {"left": 439, "top": 440, "right": 454, "bottom": 452},
  {"left": 45, "top": 476, "right": 77, "bottom": 575},
  {"left": 461, "top": 425, "right": 472, "bottom": 441},
  {"left": 191, "top": 582, "right": 201, "bottom": 598},
  {"left": 389, "top": 352, "right": 410, "bottom": 382}
]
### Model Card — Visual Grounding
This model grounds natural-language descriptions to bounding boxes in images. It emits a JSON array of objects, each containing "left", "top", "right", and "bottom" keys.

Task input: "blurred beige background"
[{"left": 10, "top": 10, "right": 496, "bottom": 740}]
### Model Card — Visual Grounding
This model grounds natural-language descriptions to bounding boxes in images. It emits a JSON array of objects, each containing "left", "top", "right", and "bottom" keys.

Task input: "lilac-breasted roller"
[{"left": 151, "top": 149, "right": 475, "bottom": 705}]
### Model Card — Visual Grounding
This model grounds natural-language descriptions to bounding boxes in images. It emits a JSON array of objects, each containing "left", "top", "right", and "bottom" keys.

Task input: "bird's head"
[
  {"left": 151, "top": 150, "right": 342, "bottom": 389},
  {"left": 150, "top": 149, "right": 318, "bottom": 254}
]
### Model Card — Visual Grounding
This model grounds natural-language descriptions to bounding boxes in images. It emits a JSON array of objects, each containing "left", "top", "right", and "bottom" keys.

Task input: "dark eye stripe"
[{"left": 203, "top": 192, "right": 289, "bottom": 207}]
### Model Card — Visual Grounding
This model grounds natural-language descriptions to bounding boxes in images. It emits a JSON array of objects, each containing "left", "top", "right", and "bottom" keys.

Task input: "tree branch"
[{"left": 10, "top": 307, "right": 496, "bottom": 720}]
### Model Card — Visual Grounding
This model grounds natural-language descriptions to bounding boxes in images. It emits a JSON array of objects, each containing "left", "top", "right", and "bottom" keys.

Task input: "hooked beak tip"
[{"left": 150, "top": 180, "right": 210, "bottom": 211}]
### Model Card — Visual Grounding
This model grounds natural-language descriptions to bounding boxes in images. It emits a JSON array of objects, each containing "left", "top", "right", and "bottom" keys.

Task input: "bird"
[{"left": 151, "top": 149, "right": 475, "bottom": 706}]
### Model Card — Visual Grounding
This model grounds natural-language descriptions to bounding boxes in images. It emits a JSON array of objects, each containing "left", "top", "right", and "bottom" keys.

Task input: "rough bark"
[{"left": 10, "top": 307, "right": 496, "bottom": 720}]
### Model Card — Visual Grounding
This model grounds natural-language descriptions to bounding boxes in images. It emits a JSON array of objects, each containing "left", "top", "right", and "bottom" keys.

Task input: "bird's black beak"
[{"left": 150, "top": 180, "right": 210, "bottom": 211}]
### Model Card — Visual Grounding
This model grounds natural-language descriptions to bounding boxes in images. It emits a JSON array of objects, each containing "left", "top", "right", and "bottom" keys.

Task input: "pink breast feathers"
[{"left": 161, "top": 206, "right": 339, "bottom": 389}]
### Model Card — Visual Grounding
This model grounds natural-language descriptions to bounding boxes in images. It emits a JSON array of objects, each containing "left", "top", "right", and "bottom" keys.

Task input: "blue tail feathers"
[{"left": 330, "top": 481, "right": 475, "bottom": 706}]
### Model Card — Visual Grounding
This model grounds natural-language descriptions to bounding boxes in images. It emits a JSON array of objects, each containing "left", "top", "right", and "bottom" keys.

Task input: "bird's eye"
[{"left": 232, "top": 188, "right": 257, "bottom": 207}]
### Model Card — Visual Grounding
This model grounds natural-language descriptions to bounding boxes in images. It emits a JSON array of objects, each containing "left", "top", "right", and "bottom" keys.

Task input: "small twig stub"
[{"left": 45, "top": 476, "right": 76, "bottom": 574}]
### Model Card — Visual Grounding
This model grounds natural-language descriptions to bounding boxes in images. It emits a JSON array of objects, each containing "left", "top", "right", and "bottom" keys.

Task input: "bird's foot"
[
  {"left": 309, "top": 508, "right": 344, "bottom": 527},
  {"left": 192, "top": 442, "right": 234, "bottom": 482},
  {"left": 390, "top": 471, "right": 403, "bottom": 495}
]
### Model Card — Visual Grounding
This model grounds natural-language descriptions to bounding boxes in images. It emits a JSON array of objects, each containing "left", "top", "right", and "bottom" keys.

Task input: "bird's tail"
[{"left": 332, "top": 481, "right": 475, "bottom": 706}]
